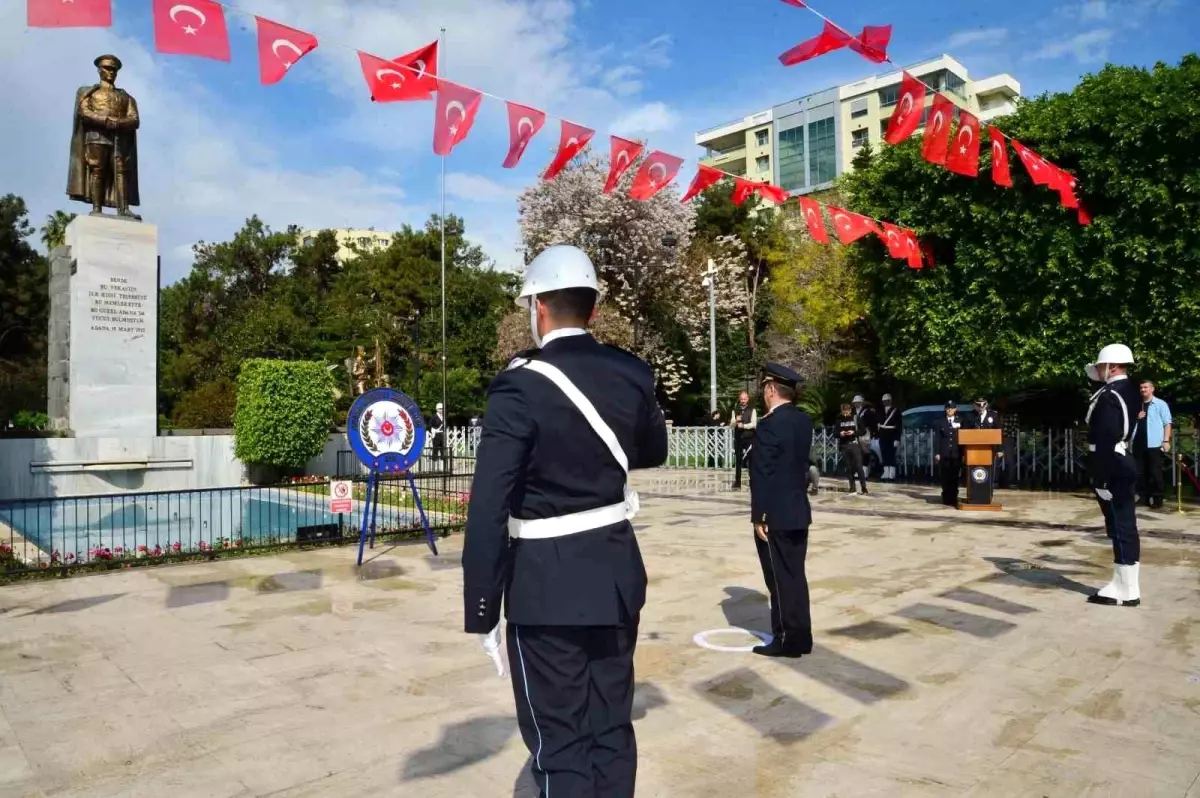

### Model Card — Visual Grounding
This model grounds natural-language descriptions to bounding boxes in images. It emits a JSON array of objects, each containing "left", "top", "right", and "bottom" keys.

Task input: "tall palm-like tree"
[{"left": 40, "top": 210, "right": 76, "bottom": 251}]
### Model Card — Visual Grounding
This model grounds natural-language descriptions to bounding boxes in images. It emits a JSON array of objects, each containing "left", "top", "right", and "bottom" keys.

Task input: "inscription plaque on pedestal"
[{"left": 55, "top": 215, "right": 158, "bottom": 437}]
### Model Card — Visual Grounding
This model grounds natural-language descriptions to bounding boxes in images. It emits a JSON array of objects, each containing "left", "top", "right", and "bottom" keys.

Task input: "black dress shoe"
[
  {"left": 1086, "top": 593, "right": 1118, "bottom": 606},
  {"left": 752, "top": 640, "right": 785, "bottom": 657}
]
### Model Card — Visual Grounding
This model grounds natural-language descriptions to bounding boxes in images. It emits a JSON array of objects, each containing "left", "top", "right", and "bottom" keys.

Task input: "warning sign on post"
[{"left": 330, "top": 479, "right": 354, "bottom": 514}]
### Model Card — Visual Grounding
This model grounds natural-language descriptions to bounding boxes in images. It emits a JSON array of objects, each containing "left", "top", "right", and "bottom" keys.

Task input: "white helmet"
[
  {"left": 516, "top": 245, "right": 598, "bottom": 309},
  {"left": 852, "top": 395, "right": 865, "bottom": 404},
  {"left": 1086, "top": 343, "right": 1134, "bottom": 381}
]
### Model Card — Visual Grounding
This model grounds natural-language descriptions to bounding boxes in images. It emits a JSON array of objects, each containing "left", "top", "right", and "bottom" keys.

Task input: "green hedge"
[{"left": 234, "top": 359, "right": 334, "bottom": 469}]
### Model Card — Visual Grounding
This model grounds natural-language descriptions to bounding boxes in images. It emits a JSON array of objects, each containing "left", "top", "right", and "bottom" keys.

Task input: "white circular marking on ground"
[{"left": 692, "top": 627, "right": 773, "bottom": 653}]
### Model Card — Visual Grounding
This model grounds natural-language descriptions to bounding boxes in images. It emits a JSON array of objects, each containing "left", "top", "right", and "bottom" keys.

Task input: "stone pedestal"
[{"left": 48, "top": 216, "right": 159, "bottom": 438}]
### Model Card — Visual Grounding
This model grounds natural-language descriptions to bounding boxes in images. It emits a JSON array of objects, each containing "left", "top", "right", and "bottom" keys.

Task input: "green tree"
[
  {"left": 234, "top": 359, "right": 335, "bottom": 473},
  {"left": 840, "top": 55, "right": 1200, "bottom": 399},
  {"left": 0, "top": 195, "right": 49, "bottom": 423},
  {"left": 40, "top": 211, "right": 76, "bottom": 251}
]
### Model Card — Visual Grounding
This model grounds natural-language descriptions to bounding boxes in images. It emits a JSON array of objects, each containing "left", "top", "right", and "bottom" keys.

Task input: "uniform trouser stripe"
[{"left": 514, "top": 625, "right": 548, "bottom": 796}]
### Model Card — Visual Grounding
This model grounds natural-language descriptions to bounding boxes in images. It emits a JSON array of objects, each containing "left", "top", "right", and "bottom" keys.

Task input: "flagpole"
[{"left": 439, "top": 27, "right": 448, "bottom": 423}]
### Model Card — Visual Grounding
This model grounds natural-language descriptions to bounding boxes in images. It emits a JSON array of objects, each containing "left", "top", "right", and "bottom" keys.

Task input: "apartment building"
[
  {"left": 695, "top": 55, "right": 1021, "bottom": 196},
  {"left": 296, "top": 228, "right": 394, "bottom": 263}
]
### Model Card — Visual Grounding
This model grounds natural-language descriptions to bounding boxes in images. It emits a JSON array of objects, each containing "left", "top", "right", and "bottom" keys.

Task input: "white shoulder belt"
[{"left": 507, "top": 359, "right": 640, "bottom": 540}]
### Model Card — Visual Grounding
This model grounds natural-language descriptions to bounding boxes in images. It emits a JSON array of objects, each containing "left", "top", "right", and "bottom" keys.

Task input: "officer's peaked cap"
[
  {"left": 945, "top": 400, "right": 957, "bottom": 408},
  {"left": 94, "top": 54, "right": 123, "bottom": 69},
  {"left": 761, "top": 362, "right": 802, "bottom": 389},
  {"left": 516, "top": 245, "right": 598, "bottom": 309}
]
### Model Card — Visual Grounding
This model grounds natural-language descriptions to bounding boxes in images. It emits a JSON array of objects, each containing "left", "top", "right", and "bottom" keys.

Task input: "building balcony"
[{"left": 702, "top": 146, "right": 747, "bottom": 166}]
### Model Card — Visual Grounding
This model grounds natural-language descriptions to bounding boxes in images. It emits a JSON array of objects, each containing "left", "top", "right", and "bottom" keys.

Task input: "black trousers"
[
  {"left": 1097, "top": 477, "right": 1140, "bottom": 565},
  {"left": 1136, "top": 446, "right": 1165, "bottom": 504},
  {"left": 753, "top": 527, "right": 813, "bottom": 653},
  {"left": 940, "top": 458, "right": 961, "bottom": 505},
  {"left": 507, "top": 618, "right": 639, "bottom": 798},
  {"left": 734, "top": 435, "right": 752, "bottom": 487},
  {"left": 841, "top": 443, "right": 866, "bottom": 490},
  {"left": 880, "top": 436, "right": 897, "bottom": 468}
]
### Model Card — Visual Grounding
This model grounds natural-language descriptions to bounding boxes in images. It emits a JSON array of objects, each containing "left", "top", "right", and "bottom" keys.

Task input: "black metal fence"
[{"left": 0, "top": 468, "right": 472, "bottom": 578}]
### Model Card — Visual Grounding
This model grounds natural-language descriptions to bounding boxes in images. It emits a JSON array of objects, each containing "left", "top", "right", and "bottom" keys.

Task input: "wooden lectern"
[{"left": 956, "top": 428, "right": 1003, "bottom": 511}]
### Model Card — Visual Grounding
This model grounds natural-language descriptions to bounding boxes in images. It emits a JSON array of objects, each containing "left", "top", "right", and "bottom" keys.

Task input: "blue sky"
[{"left": 3, "top": 0, "right": 1195, "bottom": 283}]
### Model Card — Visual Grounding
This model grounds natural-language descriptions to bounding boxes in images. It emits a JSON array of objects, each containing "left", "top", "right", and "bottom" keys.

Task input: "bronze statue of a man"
[{"left": 67, "top": 54, "right": 141, "bottom": 220}]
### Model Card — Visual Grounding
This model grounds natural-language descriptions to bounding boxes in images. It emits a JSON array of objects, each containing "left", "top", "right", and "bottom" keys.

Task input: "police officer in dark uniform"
[
  {"left": 1083, "top": 344, "right": 1142, "bottom": 607},
  {"left": 877, "top": 393, "right": 901, "bottom": 481},
  {"left": 748, "top": 363, "right": 814, "bottom": 658},
  {"left": 461, "top": 245, "right": 668, "bottom": 797},
  {"left": 971, "top": 397, "right": 1002, "bottom": 484},
  {"left": 933, "top": 401, "right": 963, "bottom": 506}
]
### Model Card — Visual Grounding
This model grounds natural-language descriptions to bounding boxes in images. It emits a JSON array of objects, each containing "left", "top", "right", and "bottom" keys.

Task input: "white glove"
[
  {"left": 480, "top": 623, "right": 505, "bottom": 678},
  {"left": 1094, "top": 488, "right": 1113, "bottom": 502}
]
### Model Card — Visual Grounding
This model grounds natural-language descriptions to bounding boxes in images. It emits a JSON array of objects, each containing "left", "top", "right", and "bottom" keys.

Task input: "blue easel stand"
[{"left": 355, "top": 469, "right": 439, "bottom": 565}]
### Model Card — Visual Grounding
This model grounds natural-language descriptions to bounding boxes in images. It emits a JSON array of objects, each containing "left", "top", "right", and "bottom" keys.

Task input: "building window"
[
  {"left": 808, "top": 117, "right": 836, "bottom": 185},
  {"left": 756, "top": 155, "right": 770, "bottom": 173},
  {"left": 302, "top": 236, "right": 314, "bottom": 247},
  {"left": 755, "top": 129, "right": 769, "bottom": 147},
  {"left": 778, "top": 125, "right": 806, "bottom": 191},
  {"left": 851, "top": 128, "right": 869, "bottom": 149},
  {"left": 880, "top": 120, "right": 890, "bottom": 139},
  {"left": 850, "top": 98, "right": 869, "bottom": 119},
  {"left": 358, "top": 237, "right": 370, "bottom": 247},
  {"left": 945, "top": 72, "right": 966, "bottom": 98},
  {"left": 879, "top": 85, "right": 898, "bottom": 107}
]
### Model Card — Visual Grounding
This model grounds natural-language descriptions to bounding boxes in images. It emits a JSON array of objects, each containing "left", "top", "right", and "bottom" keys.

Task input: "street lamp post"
[{"left": 702, "top": 258, "right": 717, "bottom": 414}]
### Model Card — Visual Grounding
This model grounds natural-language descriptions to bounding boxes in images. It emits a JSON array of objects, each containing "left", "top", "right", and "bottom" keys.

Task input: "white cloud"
[
  {"left": 1030, "top": 29, "right": 1115, "bottom": 63},
  {"left": 603, "top": 65, "right": 643, "bottom": 97},
  {"left": 944, "top": 28, "right": 1010, "bottom": 50},
  {"left": 445, "top": 172, "right": 519, "bottom": 203},
  {"left": 1079, "top": 0, "right": 1109, "bottom": 20},
  {"left": 609, "top": 102, "right": 679, "bottom": 137},
  {"left": 630, "top": 34, "right": 673, "bottom": 69}
]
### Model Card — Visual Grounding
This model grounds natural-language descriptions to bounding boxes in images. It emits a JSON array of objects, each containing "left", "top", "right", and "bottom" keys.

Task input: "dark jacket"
[
  {"left": 933, "top": 414, "right": 964, "bottom": 460},
  {"left": 750, "top": 403, "right": 814, "bottom": 530},
  {"left": 971, "top": 406, "right": 1001, "bottom": 429},
  {"left": 461, "top": 333, "right": 668, "bottom": 633},
  {"left": 1087, "top": 377, "right": 1140, "bottom": 488},
  {"left": 877, "top": 405, "right": 902, "bottom": 441}
]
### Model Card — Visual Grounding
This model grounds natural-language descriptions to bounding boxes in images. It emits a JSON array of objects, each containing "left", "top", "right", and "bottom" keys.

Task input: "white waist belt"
[
  {"left": 508, "top": 501, "right": 628, "bottom": 540},
  {"left": 1088, "top": 443, "right": 1129, "bottom": 454}
]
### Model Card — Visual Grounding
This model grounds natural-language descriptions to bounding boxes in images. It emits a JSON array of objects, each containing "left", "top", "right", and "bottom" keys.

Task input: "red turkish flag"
[
  {"left": 780, "top": 0, "right": 807, "bottom": 6},
  {"left": 921, "top": 94, "right": 955, "bottom": 166},
  {"left": 902, "top": 229, "right": 923, "bottom": 269},
  {"left": 152, "top": 0, "right": 230, "bottom": 62},
  {"left": 848, "top": 25, "right": 892, "bottom": 63},
  {"left": 778, "top": 22, "right": 851, "bottom": 66},
  {"left": 255, "top": 17, "right": 318, "bottom": 85},
  {"left": 731, "top": 178, "right": 756, "bottom": 206},
  {"left": 604, "top": 137, "right": 644, "bottom": 194},
  {"left": 1011, "top": 139, "right": 1058, "bottom": 188},
  {"left": 1054, "top": 168, "right": 1080, "bottom": 209},
  {"left": 827, "top": 206, "right": 880, "bottom": 243},
  {"left": 879, "top": 222, "right": 908, "bottom": 259},
  {"left": 988, "top": 126, "right": 1012, "bottom": 187},
  {"left": 756, "top": 184, "right": 790, "bottom": 205},
  {"left": 798, "top": 198, "right": 829, "bottom": 244},
  {"left": 543, "top": 121, "right": 595, "bottom": 181},
  {"left": 359, "top": 44, "right": 438, "bottom": 103},
  {"left": 432, "top": 81, "right": 482, "bottom": 156},
  {"left": 629, "top": 151, "right": 684, "bottom": 201},
  {"left": 944, "top": 110, "right": 981, "bottom": 177},
  {"left": 884, "top": 73, "right": 927, "bottom": 145},
  {"left": 680, "top": 165, "right": 724, "bottom": 203},
  {"left": 503, "top": 102, "right": 545, "bottom": 169},
  {"left": 28, "top": 0, "right": 110, "bottom": 27},
  {"left": 1077, "top": 204, "right": 1092, "bottom": 226}
]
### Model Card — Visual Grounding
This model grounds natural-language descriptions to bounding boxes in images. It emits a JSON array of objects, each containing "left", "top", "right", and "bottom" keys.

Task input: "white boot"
[
  {"left": 887, "top": 466, "right": 895, "bottom": 480},
  {"left": 1087, "top": 565, "right": 1122, "bottom": 605},
  {"left": 1123, "top": 563, "right": 1141, "bottom": 606}
]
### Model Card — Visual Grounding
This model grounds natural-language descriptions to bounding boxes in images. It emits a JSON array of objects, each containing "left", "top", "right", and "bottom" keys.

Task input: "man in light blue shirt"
[{"left": 1135, "top": 380, "right": 1173, "bottom": 509}]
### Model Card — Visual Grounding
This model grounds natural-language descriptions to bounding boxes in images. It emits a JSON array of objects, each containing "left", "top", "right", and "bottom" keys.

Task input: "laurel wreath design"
[{"left": 359, "top": 405, "right": 415, "bottom": 456}]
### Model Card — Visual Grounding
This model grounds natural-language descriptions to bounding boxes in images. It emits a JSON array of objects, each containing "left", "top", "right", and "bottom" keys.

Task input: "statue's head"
[{"left": 94, "top": 54, "right": 122, "bottom": 83}]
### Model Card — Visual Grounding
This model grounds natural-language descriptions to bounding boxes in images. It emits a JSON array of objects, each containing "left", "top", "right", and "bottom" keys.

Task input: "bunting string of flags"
[
  {"left": 27, "top": 0, "right": 1088, "bottom": 278},
  {"left": 778, "top": 0, "right": 1091, "bottom": 226}
]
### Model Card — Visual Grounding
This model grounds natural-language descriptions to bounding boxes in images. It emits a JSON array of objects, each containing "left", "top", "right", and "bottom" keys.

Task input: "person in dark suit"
[
  {"left": 933, "top": 401, "right": 963, "bottom": 506},
  {"left": 877, "top": 393, "right": 902, "bottom": 481},
  {"left": 461, "top": 244, "right": 668, "bottom": 798},
  {"left": 971, "top": 397, "right": 1002, "bottom": 484},
  {"left": 1083, "top": 344, "right": 1142, "bottom": 607},
  {"left": 748, "top": 362, "right": 815, "bottom": 658},
  {"left": 730, "top": 391, "right": 757, "bottom": 489}
]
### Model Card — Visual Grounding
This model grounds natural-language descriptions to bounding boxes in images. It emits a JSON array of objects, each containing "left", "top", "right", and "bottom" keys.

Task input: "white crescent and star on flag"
[
  {"left": 412, "top": 58, "right": 428, "bottom": 80},
  {"left": 375, "top": 68, "right": 405, "bottom": 89},
  {"left": 956, "top": 125, "right": 973, "bottom": 155},
  {"left": 445, "top": 100, "right": 466, "bottom": 136},
  {"left": 271, "top": 38, "right": 303, "bottom": 68},
  {"left": 896, "top": 93, "right": 914, "bottom": 122},
  {"left": 648, "top": 162, "right": 667, "bottom": 185},
  {"left": 169, "top": 4, "right": 206, "bottom": 35}
]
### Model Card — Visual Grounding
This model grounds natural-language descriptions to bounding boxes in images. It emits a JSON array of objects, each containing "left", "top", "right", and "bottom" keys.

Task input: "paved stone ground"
[{"left": 0, "top": 472, "right": 1198, "bottom": 797}]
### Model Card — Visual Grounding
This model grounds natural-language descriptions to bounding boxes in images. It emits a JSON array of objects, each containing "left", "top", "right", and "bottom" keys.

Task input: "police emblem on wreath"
[
  {"left": 346, "top": 388, "right": 427, "bottom": 474},
  {"left": 971, "top": 467, "right": 988, "bottom": 483}
]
